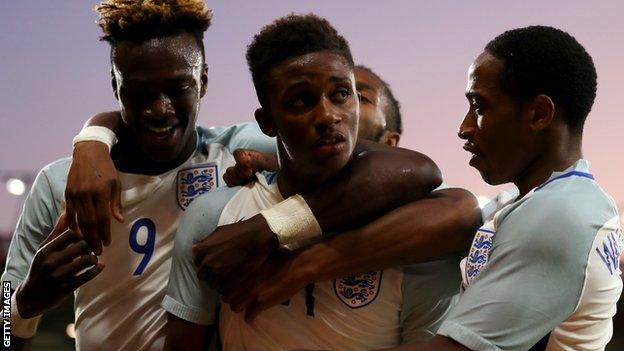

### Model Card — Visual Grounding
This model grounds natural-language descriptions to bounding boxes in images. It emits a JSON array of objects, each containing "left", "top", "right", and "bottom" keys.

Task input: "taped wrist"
[
  {"left": 260, "top": 194, "right": 322, "bottom": 250},
  {"left": 72, "top": 126, "right": 118, "bottom": 151}
]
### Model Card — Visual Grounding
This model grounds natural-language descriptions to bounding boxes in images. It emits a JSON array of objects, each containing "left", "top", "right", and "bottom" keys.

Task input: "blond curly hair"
[{"left": 95, "top": 0, "right": 213, "bottom": 43}]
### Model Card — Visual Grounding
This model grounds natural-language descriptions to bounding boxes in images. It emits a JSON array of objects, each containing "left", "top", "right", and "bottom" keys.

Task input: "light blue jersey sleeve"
[
  {"left": 437, "top": 189, "right": 611, "bottom": 351},
  {"left": 201, "top": 122, "right": 276, "bottom": 156},
  {"left": 1, "top": 159, "right": 68, "bottom": 287},
  {"left": 162, "top": 186, "right": 241, "bottom": 326},
  {"left": 400, "top": 255, "right": 461, "bottom": 344}
]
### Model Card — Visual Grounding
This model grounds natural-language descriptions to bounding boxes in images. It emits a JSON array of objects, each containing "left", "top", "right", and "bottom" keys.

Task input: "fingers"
[
  {"left": 249, "top": 150, "right": 279, "bottom": 172},
  {"left": 223, "top": 164, "right": 254, "bottom": 187},
  {"left": 42, "top": 227, "right": 82, "bottom": 254},
  {"left": 65, "top": 198, "right": 79, "bottom": 233},
  {"left": 110, "top": 180, "right": 124, "bottom": 224},
  {"left": 244, "top": 301, "right": 262, "bottom": 323},
  {"left": 224, "top": 149, "right": 257, "bottom": 187},
  {"left": 42, "top": 213, "right": 70, "bottom": 246},
  {"left": 54, "top": 240, "right": 92, "bottom": 265},
  {"left": 94, "top": 195, "right": 111, "bottom": 248},
  {"left": 66, "top": 263, "right": 105, "bottom": 291},
  {"left": 53, "top": 253, "right": 99, "bottom": 278},
  {"left": 224, "top": 280, "right": 258, "bottom": 312},
  {"left": 76, "top": 200, "right": 103, "bottom": 255}
]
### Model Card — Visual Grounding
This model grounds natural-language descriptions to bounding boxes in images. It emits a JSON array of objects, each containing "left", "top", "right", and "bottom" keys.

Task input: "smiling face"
[
  {"left": 256, "top": 51, "right": 358, "bottom": 180},
  {"left": 112, "top": 32, "right": 207, "bottom": 163},
  {"left": 458, "top": 52, "right": 536, "bottom": 185}
]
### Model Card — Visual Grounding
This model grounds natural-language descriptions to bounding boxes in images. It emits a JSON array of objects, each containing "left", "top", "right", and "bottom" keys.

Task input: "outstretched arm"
[
  {"left": 193, "top": 140, "right": 443, "bottom": 291},
  {"left": 305, "top": 139, "right": 442, "bottom": 232},
  {"left": 223, "top": 188, "right": 481, "bottom": 318}
]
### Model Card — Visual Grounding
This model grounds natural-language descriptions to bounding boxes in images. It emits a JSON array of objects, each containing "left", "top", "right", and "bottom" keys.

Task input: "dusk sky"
[{"left": 1, "top": 0, "right": 622, "bottom": 233}]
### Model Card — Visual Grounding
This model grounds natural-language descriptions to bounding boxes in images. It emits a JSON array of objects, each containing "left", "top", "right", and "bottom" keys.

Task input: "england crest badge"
[
  {"left": 334, "top": 270, "right": 383, "bottom": 308},
  {"left": 176, "top": 164, "right": 218, "bottom": 210},
  {"left": 464, "top": 226, "right": 495, "bottom": 286}
]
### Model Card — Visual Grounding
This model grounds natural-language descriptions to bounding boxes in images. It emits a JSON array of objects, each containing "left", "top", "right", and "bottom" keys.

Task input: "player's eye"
[
  {"left": 332, "top": 87, "right": 352, "bottom": 103},
  {"left": 287, "top": 93, "right": 314, "bottom": 109},
  {"left": 359, "top": 94, "right": 373, "bottom": 104}
]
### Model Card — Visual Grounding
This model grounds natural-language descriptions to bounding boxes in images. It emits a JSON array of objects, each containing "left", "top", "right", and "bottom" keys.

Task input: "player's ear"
[
  {"left": 111, "top": 69, "right": 119, "bottom": 100},
  {"left": 529, "top": 94, "right": 555, "bottom": 132},
  {"left": 379, "top": 131, "right": 400, "bottom": 147},
  {"left": 255, "top": 108, "right": 277, "bottom": 137},
  {"left": 200, "top": 64, "right": 208, "bottom": 98}
]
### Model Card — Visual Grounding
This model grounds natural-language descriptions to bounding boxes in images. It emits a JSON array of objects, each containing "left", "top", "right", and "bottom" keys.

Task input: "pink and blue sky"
[{"left": 1, "top": 0, "right": 622, "bottom": 232}]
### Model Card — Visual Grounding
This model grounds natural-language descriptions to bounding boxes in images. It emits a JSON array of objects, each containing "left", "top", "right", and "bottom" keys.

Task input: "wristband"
[
  {"left": 260, "top": 195, "right": 322, "bottom": 250},
  {"left": 10, "top": 292, "right": 42, "bottom": 338},
  {"left": 72, "top": 126, "right": 118, "bottom": 151}
]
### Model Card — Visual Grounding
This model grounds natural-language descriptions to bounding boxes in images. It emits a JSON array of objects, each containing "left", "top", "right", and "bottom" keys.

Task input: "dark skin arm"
[
  {"left": 66, "top": 111, "right": 124, "bottom": 255},
  {"left": 222, "top": 188, "right": 481, "bottom": 319},
  {"left": 163, "top": 313, "right": 213, "bottom": 351},
  {"left": 383, "top": 335, "right": 471, "bottom": 351},
  {"left": 308, "top": 139, "right": 443, "bottom": 231},
  {"left": 193, "top": 140, "right": 442, "bottom": 293},
  {"left": 9, "top": 213, "right": 104, "bottom": 350}
]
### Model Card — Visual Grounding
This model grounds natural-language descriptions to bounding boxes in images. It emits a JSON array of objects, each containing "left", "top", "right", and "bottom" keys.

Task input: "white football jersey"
[
  {"left": 165, "top": 172, "right": 461, "bottom": 350},
  {"left": 439, "top": 160, "right": 623, "bottom": 351},
  {"left": 2, "top": 124, "right": 275, "bottom": 350}
]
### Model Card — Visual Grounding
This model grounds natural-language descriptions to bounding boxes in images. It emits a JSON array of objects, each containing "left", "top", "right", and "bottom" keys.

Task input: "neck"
[
  {"left": 276, "top": 162, "right": 330, "bottom": 199},
  {"left": 275, "top": 146, "right": 335, "bottom": 198},
  {"left": 514, "top": 128, "right": 583, "bottom": 197},
  {"left": 113, "top": 128, "right": 197, "bottom": 175}
]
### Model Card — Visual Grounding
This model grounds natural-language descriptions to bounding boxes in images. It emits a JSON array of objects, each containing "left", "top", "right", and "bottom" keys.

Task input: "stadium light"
[
  {"left": 66, "top": 323, "right": 76, "bottom": 339},
  {"left": 6, "top": 178, "right": 26, "bottom": 196}
]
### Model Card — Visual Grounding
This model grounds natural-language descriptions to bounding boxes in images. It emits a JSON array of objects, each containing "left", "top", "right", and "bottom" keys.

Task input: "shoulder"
[
  {"left": 197, "top": 123, "right": 263, "bottom": 145},
  {"left": 177, "top": 186, "right": 243, "bottom": 245},
  {"left": 29, "top": 157, "right": 72, "bottom": 200},
  {"left": 38, "top": 157, "right": 71, "bottom": 186},
  {"left": 497, "top": 179, "right": 617, "bottom": 261}
]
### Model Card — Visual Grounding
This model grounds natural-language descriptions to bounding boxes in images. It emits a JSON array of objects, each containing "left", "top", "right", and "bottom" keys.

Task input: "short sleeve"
[
  {"left": 400, "top": 255, "right": 461, "bottom": 344},
  {"left": 479, "top": 187, "right": 519, "bottom": 223},
  {"left": 1, "top": 162, "right": 66, "bottom": 287},
  {"left": 438, "top": 196, "right": 598, "bottom": 351},
  {"left": 162, "top": 186, "right": 240, "bottom": 326}
]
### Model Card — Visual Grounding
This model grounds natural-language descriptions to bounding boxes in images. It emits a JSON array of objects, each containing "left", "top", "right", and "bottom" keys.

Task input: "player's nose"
[{"left": 458, "top": 112, "right": 476, "bottom": 140}]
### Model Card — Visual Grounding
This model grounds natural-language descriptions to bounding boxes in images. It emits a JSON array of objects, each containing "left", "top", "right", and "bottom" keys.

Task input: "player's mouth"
[
  {"left": 313, "top": 133, "right": 347, "bottom": 158},
  {"left": 463, "top": 142, "right": 480, "bottom": 166},
  {"left": 141, "top": 122, "right": 183, "bottom": 144}
]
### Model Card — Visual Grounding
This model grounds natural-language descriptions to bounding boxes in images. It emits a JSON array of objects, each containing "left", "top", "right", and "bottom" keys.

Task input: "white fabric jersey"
[
  {"left": 438, "top": 160, "right": 623, "bottom": 351},
  {"left": 2, "top": 124, "right": 275, "bottom": 351},
  {"left": 164, "top": 172, "right": 461, "bottom": 350}
]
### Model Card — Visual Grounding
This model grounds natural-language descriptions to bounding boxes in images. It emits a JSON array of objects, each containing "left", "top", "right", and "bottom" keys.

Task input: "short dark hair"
[
  {"left": 95, "top": 0, "right": 213, "bottom": 58},
  {"left": 356, "top": 65, "right": 402, "bottom": 136},
  {"left": 485, "top": 25, "right": 597, "bottom": 132},
  {"left": 246, "top": 14, "right": 354, "bottom": 105}
]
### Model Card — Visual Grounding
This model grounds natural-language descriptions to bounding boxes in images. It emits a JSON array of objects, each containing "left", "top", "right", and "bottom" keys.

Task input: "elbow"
[
  {"left": 410, "top": 154, "right": 443, "bottom": 193},
  {"left": 449, "top": 189, "right": 482, "bottom": 245}
]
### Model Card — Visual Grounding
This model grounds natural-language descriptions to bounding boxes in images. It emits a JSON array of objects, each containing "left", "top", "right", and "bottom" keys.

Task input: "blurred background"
[{"left": 1, "top": 0, "right": 622, "bottom": 349}]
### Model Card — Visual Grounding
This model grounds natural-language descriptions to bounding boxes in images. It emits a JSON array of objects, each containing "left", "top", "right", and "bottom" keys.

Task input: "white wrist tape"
[
  {"left": 260, "top": 194, "right": 322, "bottom": 250},
  {"left": 72, "top": 126, "right": 118, "bottom": 151},
  {"left": 10, "top": 293, "right": 42, "bottom": 338}
]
